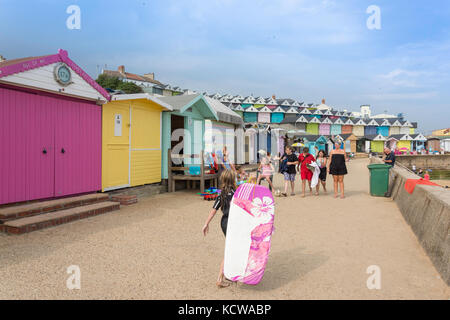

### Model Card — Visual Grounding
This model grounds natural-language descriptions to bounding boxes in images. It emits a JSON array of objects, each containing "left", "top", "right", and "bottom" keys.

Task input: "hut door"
[
  {"left": 245, "top": 136, "right": 250, "bottom": 163},
  {"left": 54, "top": 99, "right": 101, "bottom": 197},
  {"left": 0, "top": 87, "right": 55, "bottom": 204},
  {"left": 102, "top": 102, "right": 130, "bottom": 191}
]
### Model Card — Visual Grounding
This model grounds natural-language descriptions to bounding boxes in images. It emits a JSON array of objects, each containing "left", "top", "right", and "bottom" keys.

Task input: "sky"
[{"left": 0, "top": 0, "right": 449, "bottom": 133}]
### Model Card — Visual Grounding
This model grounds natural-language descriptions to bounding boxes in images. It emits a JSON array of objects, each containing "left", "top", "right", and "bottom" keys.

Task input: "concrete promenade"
[{"left": 0, "top": 159, "right": 448, "bottom": 299}]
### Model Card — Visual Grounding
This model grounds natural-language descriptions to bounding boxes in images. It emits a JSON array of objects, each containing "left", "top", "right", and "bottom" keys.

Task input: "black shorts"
[{"left": 319, "top": 167, "right": 327, "bottom": 181}]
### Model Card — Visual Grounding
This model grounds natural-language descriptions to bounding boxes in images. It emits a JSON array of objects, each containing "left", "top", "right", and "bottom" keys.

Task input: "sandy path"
[{"left": 0, "top": 159, "right": 448, "bottom": 299}]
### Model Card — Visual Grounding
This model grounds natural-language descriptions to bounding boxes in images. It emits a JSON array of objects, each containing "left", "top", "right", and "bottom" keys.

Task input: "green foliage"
[
  {"left": 117, "top": 81, "right": 143, "bottom": 94},
  {"left": 96, "top": 74, "right": 143, "bottom": 94}
]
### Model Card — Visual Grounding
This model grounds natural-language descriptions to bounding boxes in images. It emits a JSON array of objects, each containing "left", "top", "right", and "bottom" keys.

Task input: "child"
[
  {"left": 315, "top": 149, "right": 328, "bottom": 195},
  {"left": 297, "top": 147, "right": 315, "bottom": 197},
  {"left": 280, "top": 146, "right": 299, "bottom": 196},
  {"left": 424, "top": 170, "right": 430, "bottom": 181},
  {"left": 236, "top": 166, "right": 249, "bottom": 185},
  {"left": 257, "top": 154, "right": 275, "bottom": 191},
  {"left": 202, "top": 170, "right": 237, "bottom": 288}
]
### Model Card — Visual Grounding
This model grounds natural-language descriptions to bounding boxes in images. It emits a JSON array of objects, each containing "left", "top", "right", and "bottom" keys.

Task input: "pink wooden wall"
[
  {"left": 319, "top": 124, "right": 331, "bottom": 136},
  {"left": 0, "top": 85, "right": 101, "bottom": 205}
]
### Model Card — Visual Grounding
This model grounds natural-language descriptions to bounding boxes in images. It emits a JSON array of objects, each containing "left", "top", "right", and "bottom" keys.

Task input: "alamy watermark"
[
  {"left": 366, "top": 5, "right": 381, "bottom": 30},
  {"left": 66, "top": 5, "right": 81, "bottom": 30},
  {"left": 66, "top": 265, "right": 81, "bottom": 290},
  {"left": 366, "top": 265, "right": 381, "bottom": 290}
]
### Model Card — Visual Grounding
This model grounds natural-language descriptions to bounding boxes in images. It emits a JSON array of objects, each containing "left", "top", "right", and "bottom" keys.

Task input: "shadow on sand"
[{"left": 238, "top": 246, "right": 329, "bottom": 291}]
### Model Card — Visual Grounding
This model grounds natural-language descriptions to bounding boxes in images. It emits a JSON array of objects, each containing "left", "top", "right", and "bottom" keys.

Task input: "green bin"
[{"left": 367, "top": 163, "right": 391, "bottom": 197}]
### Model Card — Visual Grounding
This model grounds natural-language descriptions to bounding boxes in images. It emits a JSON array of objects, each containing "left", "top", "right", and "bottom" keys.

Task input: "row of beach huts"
[{"left": 0, "top": 49, "right": 433, "bottom": 206}]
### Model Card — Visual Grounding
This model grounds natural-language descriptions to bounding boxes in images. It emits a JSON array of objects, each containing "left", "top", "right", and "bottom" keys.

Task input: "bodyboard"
[{"left": 224, "top": 183, "right": 275, "bottom": 285}]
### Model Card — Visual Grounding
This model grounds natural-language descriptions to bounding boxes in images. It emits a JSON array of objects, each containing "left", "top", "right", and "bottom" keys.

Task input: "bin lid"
[{"left": 367, "top": 163, "right": 391, "bottom": 169}]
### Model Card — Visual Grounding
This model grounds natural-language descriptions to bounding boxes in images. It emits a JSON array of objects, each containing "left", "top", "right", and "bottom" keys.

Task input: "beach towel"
[
  {"left": 404, "top": 178, "right": 441, "bottom": 194},
  {"left": 309, "top": 161, "right": 321, "bottom": 188}
]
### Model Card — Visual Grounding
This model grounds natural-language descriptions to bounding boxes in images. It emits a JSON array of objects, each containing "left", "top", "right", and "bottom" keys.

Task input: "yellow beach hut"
[{"left": 102, "top": 93, "right": 173, "bottom": 191}]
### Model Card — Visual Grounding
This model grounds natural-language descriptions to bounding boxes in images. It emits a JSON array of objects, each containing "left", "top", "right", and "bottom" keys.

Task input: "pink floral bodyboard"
[{"left": 223, "top": 183, "right": 275, "bottom": 285}]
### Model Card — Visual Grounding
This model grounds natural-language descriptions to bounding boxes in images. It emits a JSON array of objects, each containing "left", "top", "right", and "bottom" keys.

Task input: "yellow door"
[
  {"left": 130, "top": 100, "right": 162, "bottom": 186},
  {"left": 397, "top": 140, "right": 411, "bottom": 151},
  {"left": 102, "top": 101, "right": 130, "bottom": 191}
]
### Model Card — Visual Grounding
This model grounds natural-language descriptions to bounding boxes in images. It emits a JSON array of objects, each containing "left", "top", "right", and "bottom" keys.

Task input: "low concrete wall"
[
  {"left": 396, "top": 154, "right": 450, "bottom": 170},
  {"left": 371, "top": 158, "right": 450, "bottom": 285}
]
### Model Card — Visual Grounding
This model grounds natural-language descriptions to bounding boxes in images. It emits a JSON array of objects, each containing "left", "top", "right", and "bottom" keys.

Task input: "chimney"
[
  {"left": 118, "top": 65, "right": 125, "bottom": 74},
  {"left": 144, "top": 73, "right": 155, "bottom": 80},
  {"left": 272, "top": 94, "right": 276, "bottom": 99},
  {"left": 0, "top": 55, "right": 6, "bottom": 62},
  {"left": 322, "top": 98, "right": 325, "bottom": 104}
]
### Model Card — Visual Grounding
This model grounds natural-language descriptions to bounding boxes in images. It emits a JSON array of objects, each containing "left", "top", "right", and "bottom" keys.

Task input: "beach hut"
[
  {"left": 270, "top": 128, "right": 286, "bottom": 157},
  {"left": 102, "top": 94, "right": 172, "bottom": 191},
  {"left": 426, "top": 137, "right": 441, "bottom": 153},
  {"left": 341, "top": 118, "right": 354, "bottom": 135},
  {"left": 400, "top": 120, "right": 412, "bottom": 135},
  {"left": 245, "top": 127, "right": 258, "bottom": 163},
  {"left": 257, "top": 105, "right": 272, "bottom": 123},
  {"left": 441, "top": 138, "right": 450, "bottom": 153},
  {"left": 367, "top": 134, "right": 387, "bottom": 153},
  {"left": 388, "top": 119, "right": 402, "bottom": 135},
  {"left": 330, "top": 118, "right": 344, "bottom": 135},
  {"left": 270, "top": 105, "right": 285, "bottom": 123},
  {"left": 352, "top": 118, "right": 366, "bottom": 137},
  {"left": 375, "top": 119, "right": 390, "bottom": 137},
  {"left": 319, "top": 117, "right": 332, "bottom": 136},
  {"left": 364, "top": 119, "right": 379, "bottom": 136},
  {"left": 396, "top": 134, "right": 414, "bottom": 152},
  {"left": 160, "top": 94, "right": 218, "bottom": 180},
  {"left": 0, "top": 49, "right": 110, "bottom": 205},
  {"left": 356, "top": 136, "right": 372, "bottom": 153},
  {"left": 336, "top": 134, "right": 357, "bottom": 153},
  {"left": 306, "top": 116, "right": 320, "bottom": 135},
  {"left": 258, "top": 127, "right": 268, "bottom": 155},
  {"left": 410, "top": 133, "right": 427, "bottom": 152},
  {"left": 243, "top": 104, "right": 258, "bottom": 123}
]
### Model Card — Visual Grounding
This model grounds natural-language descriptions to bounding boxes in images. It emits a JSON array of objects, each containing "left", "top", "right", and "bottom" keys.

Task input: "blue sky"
[{"left": 1, "top": 0, "right": 449, "bottom": 132}]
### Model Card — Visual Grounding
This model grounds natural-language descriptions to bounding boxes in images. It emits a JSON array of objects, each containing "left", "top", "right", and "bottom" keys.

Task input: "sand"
[{"left": 0, "top": 158, "right": 448, "bottom": 299}]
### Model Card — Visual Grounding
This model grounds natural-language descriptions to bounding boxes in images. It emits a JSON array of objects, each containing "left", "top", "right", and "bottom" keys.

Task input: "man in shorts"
[{"left": 280, "top": 145, "right": 299, "bottom": 196}]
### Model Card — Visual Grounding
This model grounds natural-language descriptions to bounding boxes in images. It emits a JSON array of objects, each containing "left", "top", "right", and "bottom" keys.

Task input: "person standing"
[
  {"left": 328, "top": 141, "right": 348, "bottom": 199},
  {"left": 280, "top": 146, "right": 299, "bottom": 197},
  {"left": 315, "top": 150, "right": 328, "bottom": 195},
  {"left": 297, "top": 147, "right": 315, "bottom": 197},
  {"left": 202, "top": 170, "right": 237, "bottom": 288}
]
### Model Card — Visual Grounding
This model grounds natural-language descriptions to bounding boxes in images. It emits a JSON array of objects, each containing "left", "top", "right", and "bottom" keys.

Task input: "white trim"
[
  {"left": 103, "top": 184, "right": 132, "bottom": 192},
  {"left": 111, "top": 93, "right": 173, "bottom": 111},
  {"left": 128, "top": 105, "right": 132, "bottom": 186},
  {"left": 273, "top": 106, "right": 285, "bottom": 113},
  {"left": 296, "top": 115, "right": 308, "bottom": 123},
  {"left": 300, "top": 108, "right": 312, "bottom": 114}
]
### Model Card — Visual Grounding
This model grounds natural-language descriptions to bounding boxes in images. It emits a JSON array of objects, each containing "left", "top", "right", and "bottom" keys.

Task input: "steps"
[{"left": 0, "top": 194, "right": 120, "bottom": 235}]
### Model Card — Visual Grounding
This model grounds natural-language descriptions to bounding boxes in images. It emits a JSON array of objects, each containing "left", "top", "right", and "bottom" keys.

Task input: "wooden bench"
[{"left": 168, "top": 149, "right": 219, "bottom": 193}]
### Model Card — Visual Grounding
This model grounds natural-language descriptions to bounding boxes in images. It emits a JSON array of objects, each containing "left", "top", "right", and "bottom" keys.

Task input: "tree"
[
  {"left": 117, "top": 81, "right": 143, "bottom": 94},
  {"left": 95, "top": 74, "right": 143, "bottom": 94}
]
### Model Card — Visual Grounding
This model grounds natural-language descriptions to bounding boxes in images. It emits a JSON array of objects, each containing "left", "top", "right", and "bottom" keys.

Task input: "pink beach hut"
[
  {"left": 319, "top": 117, "right": 332, "bottom": 136},
  {"left": 0, "top": 49, "right": 110, "bottom": 205}
]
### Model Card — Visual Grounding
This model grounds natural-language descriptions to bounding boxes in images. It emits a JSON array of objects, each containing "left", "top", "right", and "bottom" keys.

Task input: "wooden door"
[
  {"left": 55, "top": 98, "right": 101, "bottom": 197},
  {"left": 102, "top": 101, "right": 130, "bottom": 191}
]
